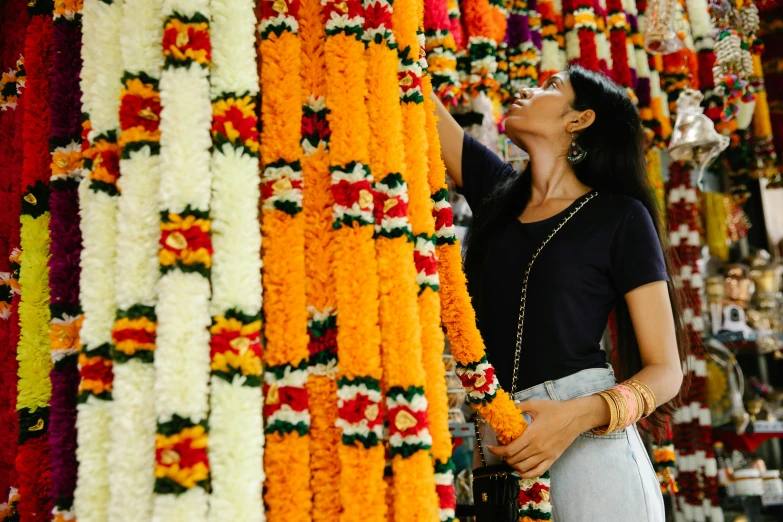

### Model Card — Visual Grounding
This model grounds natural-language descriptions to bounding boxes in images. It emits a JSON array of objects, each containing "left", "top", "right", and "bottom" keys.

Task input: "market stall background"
[{"left": 0, "top": 0, "right": 782, "bottom": 521}]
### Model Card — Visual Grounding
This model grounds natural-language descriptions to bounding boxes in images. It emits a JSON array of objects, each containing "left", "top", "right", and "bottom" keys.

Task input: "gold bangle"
[
  {"left": 608, "top": 388, "right": 628, "bottom": 432},
  {"left": 591, "top": 391, "right": 616, "bottom": 436},
  {"left": 626, "top": 382, "right": 645, "bottom": 425},
  {"left": 627, "top": 379, "right": 657, "bottom": 417}
]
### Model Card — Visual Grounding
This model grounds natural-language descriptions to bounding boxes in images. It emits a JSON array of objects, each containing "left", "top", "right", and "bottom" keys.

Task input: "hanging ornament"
[
  {"left": 643, "top": 0, "right": 685, "bottom": 53},
  {"left": 668, "top": 88, "right": 730, "bottom": 186}
]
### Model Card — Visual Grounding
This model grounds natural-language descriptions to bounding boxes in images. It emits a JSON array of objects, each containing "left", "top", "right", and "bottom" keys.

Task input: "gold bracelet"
[
  {"left": 627, "top": 379, "right": 657, "bottom": 417},
  {"left": 608, "top": 388, "right": 628, "bottom": 432},
  {"left": 626, "top": 382, "right": 645, "bottom": 425},
  {"left": 591, "top": 391, "right": 617, "bottom": 436}
]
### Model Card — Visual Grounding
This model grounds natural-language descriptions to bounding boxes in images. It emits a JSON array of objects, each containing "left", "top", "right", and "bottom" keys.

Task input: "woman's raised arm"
[{"left": 430, "top": 91, "right": 465, "bottom": 187}]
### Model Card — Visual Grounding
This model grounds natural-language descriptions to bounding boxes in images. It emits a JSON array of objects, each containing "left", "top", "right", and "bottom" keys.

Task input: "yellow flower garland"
[
  {"left": 365, "top": 0, "right": 439, "bottom": 517},
  {"left": 299, "top": 0, "right": 341, "bottom": 518},
  {"left": 258, "top": 0, "right": 313, "bottom": 520},
  {"left": 323, "top": 0, "right": 387, "bottom": 519}
]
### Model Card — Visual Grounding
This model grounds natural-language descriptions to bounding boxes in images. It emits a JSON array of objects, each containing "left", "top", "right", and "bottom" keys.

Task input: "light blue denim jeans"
[{"left": 476, "top": 367, "right": 665, "bottom": 522}]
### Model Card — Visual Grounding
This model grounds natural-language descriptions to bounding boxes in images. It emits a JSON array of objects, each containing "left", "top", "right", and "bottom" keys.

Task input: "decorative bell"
[
  {"left": 668, "top": 88, "right": 730, "bottom": 185},
  {"left": 643, "top": 0, "right": 684, "bottom": 54}
]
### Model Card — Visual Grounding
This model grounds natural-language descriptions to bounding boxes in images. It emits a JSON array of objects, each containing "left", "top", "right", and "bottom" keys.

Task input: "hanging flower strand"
[
  {"left": 16, "top": 1, "right": 55, "bottom": 519},
  {"left": 258, "top": 0, "right": 313, "bottom": 520},
  {"left": 48, "top": 0, "right": 85, "bottom": 520},
  {"left": 109, "top": 0, "right": 164, "bottom": 518},
  {"left": 366, "top": 0, "right": 441, "bottom": 518},
  {"left": 152, "top": 2, "right": 213, "bottom": 520},
  {"left": 299, "top": 0, "right": 341, "bottom": 518},
  {"left": 207, "top": 0, "right": 265, "bottom": 519},
  {"left": 322, "top": 0, "right": 388, "bottom": 519},
  {"left": 410, "top": 6, "right": 459, "bottom": 521},
  {"left": 424, "top": 0, "right": 461, "bottom": 104}
]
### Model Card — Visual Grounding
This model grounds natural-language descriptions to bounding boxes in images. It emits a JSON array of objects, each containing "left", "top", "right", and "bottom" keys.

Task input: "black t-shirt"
[{"left": 460, "top": 133, "right": 669, "bottom": 392}]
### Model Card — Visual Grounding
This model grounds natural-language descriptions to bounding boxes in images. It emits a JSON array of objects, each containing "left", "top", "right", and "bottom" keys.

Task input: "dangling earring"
[{"left": 567, "top": 132, "right": 587, "bottom": 164}]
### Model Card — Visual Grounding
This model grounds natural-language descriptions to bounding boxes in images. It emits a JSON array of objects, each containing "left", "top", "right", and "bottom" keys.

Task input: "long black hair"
[{"left": 463, "top": 65, "right": 688, "bottom": 429}]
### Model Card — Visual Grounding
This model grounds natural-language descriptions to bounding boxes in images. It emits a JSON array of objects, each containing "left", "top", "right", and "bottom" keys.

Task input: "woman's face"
[{"left": 504, "top": 73, "right": 576, "bottom": 148}]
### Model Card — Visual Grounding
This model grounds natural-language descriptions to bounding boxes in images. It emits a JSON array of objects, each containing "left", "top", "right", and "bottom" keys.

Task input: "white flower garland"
[
  {"left": 108, "top": 0, "right": 165, "bottom": 519},
  {"left": 153, "top": 0, "right": 213, "bottom": 520},
  {"left": 74, "top": 1, "right": 124, "bottom": 521},
  {"left": 206, "top": 0, "right": 264, "bottom": 519}
]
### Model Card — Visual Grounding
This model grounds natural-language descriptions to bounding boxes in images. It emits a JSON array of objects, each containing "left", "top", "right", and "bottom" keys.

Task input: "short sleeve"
[
  {"left": 610, "top": 200, "right": 669, "bottom": 295},
  {"left": 458, "top": 133, "right": 516, "bottom": 210}
]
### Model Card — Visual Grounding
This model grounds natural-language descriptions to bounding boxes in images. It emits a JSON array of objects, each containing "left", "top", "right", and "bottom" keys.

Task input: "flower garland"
[
  {"left": 539, "top": 0, "right": 564, "bottom": 82},
  {"left": 152, "top": 3, "right": 213, "bottom": 520},
  {"left": 506, "top": 0, "right": 541, "bottom": 97},
  {"left": 607, "top": 0, "right": 632, "bottom": 87},
  {"left": 108, "top": 0, "right": 163, "bottom": 519},
  {"left": 652, "top": 425, "right": 679, "bottom": 495},
  {"left": 446, "top": 0, "right": 464, "bottom": 48},
  {"left": 0, "top": 0, "right": 28, "bottom": 507},
  {"left": 462, "top": 0, "right": 502, "bottom": 95},
  {"left": 684, "top": 0, "right": 715, "bottom": 91},
  {"left": 299, "top": 0, "right": 341, "bottom": 519},
  {"left": 363, "top": 0, "right": 440, "bottom": 518},
  {"left": 16, "top": 2, "right": 55, "bottom": 519},
  {"left": 205, "top": 0, "right": 265, "bottom": 519},
  {"left": 750, "top": 39, "right": 780, "bottom": 180},
  {"left": 322, "top": 0, "right": 388, "bottom": 519},
  {"left": 257, "top": 0, "right": 313, "bottom": 520},
  {"left": 425, "top": 0, "right": 461, "bottom": 104},
  {"left": 566, "top": 0, "right": 600, "bottom": 70},
  {"left": 668, "top": 163, "right": 723, "bottom": 522},
  {"left": 622, "top": 0, "right": 638, "bottom": 84},
  {"left": 422, "top": 37, "right": 553, "bottom": 522},
  {"left": 419, "top": 76, "right": 458, "bottom": 522},
  {"left": 595, "top": 0, "right": 613, "bottom": 76},
  {"left": 73, "top": 1, "right": 123, "bottom": 521},
  {"left": 633, "top": 0, "right": 661, "bottom": 143},
  {"left": 48, "top": 1, "right": 85, "bottom": 520}
]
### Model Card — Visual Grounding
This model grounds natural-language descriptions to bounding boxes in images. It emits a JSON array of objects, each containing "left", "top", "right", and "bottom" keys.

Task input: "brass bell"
[{"left": 668, "top": 89, "right": 730, "bottom": 186}]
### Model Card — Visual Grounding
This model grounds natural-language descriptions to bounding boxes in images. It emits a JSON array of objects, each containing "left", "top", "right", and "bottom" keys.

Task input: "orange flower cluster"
[
  {"left": 323, "top": 0, "right": 387, "bottom": 517},
  {"left": 299, "top": 0, "right": 341, "bottom": 518},
  {"left": 390, "top": 0, "right": 452, "bottom": 520},
  {"left": 258, "top": 0, "right": 312, "bottom": 519},
  {"left": 421, "top": 76, "right": 526, "bottom": 445}
]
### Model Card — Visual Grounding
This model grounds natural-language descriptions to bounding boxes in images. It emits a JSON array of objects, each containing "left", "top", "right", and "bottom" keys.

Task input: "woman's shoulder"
[
  {"left": 593, "top": 192, "right": 647, "bottom": 215},
  {"left": 583, "top": 193, "right": 656, "bottom": 236}
]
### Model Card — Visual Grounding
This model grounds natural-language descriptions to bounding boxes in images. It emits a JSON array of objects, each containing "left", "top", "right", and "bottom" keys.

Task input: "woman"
[{"left": 433, "top": 65, "right": 686, "bottom": 521}]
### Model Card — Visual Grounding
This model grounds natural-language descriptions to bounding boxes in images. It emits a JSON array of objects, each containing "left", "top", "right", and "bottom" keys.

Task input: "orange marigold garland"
[
  {"left": 392, "top": 0, "right": 458, "bottom": 520},
  {"left": 299, "top": 0, "right": 341, "bottom": 518},
  {"left": 539, "top": 0, "right": 565, "bottom": 82},
  {"left": 152, "top": 3, "right": 213, "bottom": 520},
  {"left": 258, "top": 0, "right": 313, "bottom": 520},
  {"left": 322, "top": 0, "right": 388, "bottom": 520},
  {"left": 365, "top": 0, "right": 440, "bottom": 519}
]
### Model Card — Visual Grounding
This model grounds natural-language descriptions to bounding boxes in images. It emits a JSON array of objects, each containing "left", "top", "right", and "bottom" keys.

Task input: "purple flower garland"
[{"left": 47, "top": 6, "right": 83, "bottom": 518}]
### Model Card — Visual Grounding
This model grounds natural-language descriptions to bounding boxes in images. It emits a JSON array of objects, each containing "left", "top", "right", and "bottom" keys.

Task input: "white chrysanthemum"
[
  {"left": 155, "top": 271, "right": 212, "bottom": 422},
  {"left": 108, "top": 361, "right": 157, "bottom": 522}
]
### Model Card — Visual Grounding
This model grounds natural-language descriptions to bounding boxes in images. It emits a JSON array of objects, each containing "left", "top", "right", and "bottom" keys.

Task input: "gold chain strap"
[{"left": 510, "top": 191, "right": 598, "bottom": 395}]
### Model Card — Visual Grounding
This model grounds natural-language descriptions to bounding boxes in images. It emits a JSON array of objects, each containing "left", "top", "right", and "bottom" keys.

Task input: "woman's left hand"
[{"left": 485, "top": 399, "right": 584, "bottom": 479}]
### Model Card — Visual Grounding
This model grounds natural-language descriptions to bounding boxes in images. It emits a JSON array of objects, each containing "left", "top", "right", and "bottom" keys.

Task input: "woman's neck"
[{"left": 527, "top": 145, "right": 590, "bottom": 205}]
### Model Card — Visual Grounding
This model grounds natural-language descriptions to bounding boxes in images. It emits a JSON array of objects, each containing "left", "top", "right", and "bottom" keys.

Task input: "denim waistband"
[{"left": 512, "top": 366, "right": 617, "bottom": 403}]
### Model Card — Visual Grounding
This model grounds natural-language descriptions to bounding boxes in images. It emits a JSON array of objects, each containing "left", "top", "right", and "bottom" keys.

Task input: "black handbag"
[
  {"left": 470, "top": 191, "right": 598, "bottom": 522},
  {"left": 471, "top": 428, "right": 521, "bottom": 522}
]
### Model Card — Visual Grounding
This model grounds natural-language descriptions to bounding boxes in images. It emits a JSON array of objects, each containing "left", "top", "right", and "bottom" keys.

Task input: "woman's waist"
[{"left": 511, "top": 365, "right": 617, "bottom": 403}]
